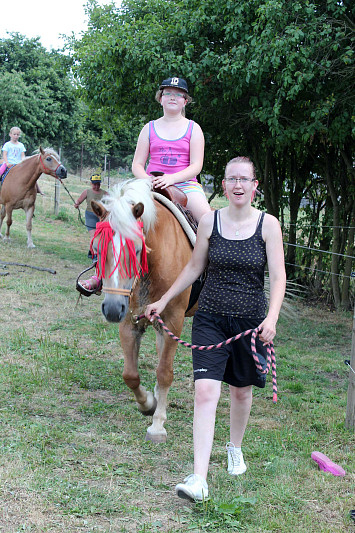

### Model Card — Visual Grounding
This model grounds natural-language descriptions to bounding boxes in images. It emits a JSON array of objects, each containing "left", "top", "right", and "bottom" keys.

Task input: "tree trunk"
[
  {"left": 325, "top": 153, "right": 341, "bottom": 308},
  {"left": 262, "top": 148, "right": 273, "bottom": 216},
  {"left": 285, "top": 157, "right": 305, "bottom": 280},
  {"left": 341, "top": 202, "right": 355, "bottom": 310}
]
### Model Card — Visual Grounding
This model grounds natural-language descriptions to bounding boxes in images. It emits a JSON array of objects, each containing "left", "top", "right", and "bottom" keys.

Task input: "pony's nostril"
[{"left": 101, "top": 300, "right": 127, "bottom": 323}]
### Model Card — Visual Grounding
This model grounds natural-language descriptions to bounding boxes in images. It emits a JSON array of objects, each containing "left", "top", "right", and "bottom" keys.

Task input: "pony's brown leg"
[
  {"left": 119, "top": 320, "right": 157, "bottom": 416},
  {"left": 145, "top": 314, "right": 185, "bottom": 443},
  {"left": 25, "top": 205, "right": 35, "bottom": 248},
  {"left": 4, "top": 206, "right": 13, "bottom": 242},
  {"left": 0, "top": 205, "right": 6, "bottom": 238}
]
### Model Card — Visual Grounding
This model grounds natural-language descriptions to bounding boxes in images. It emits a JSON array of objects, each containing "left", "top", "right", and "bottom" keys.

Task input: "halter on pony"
[
  {"left": 92, "top": 218, "right": 148, "bottom": 298},
  {"left": 39, "top": 153, "right": 62, "bottom": 178}
]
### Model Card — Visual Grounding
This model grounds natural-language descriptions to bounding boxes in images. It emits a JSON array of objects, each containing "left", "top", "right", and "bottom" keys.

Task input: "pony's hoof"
[
  {"left": 27, "top": 243, "right": 36, "bottom": 249},
  {"left": 138, "top": 396, "right": 157, "bottom": 416},
  {"left": 145, "top": 431, "right": 167, "bottom": 443}
]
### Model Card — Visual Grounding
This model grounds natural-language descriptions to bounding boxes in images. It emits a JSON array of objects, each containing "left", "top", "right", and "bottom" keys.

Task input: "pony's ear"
[
  {"left": 92, "top": 201, "right": 108, "bottom": 220},
  {"left": 133, "top": 202, "right": 144, "bottom": 219},
  {"left": 40, "top": 146, "right": 44, "bottom": 155}
]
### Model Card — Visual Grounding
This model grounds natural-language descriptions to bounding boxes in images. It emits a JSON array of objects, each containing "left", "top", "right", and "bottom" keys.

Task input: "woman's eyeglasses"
[{"left": 225, "top": 177, "right": 254, "bottom": 184}]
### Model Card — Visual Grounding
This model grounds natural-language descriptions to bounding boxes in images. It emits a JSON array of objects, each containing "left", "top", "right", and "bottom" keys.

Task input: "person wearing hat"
[
  {"left": 74, "top": 174, "right": 107, "bottom": 262},
  {"left": 132, "top": 76, "right": 211, "bottom": 223}
]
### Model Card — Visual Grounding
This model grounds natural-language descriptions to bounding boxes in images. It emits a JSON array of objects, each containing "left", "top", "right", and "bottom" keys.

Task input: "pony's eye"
[{"left": 46, "top": 157, "right": 52, "bottom": 162}]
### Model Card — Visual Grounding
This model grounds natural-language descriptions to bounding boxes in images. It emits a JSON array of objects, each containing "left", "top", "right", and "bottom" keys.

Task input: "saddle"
[
  {"left": 152, "top": 176, "right": 203, "bottom": 311},
  {"left": 0, "top": 165, "right": 15, "bottom": 186},
  {"left": 152, "top": 182, "right": 198, "bottom": 234}
]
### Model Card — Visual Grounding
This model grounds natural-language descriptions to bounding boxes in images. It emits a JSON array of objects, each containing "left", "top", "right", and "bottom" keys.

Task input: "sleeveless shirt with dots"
[{"left": 198, "top": 210, "right": 267, "bottom": 319}]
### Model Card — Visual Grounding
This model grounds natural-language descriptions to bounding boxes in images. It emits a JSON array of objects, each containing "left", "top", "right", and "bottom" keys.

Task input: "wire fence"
[
  {"left": 284, "top": 262, "right": 353, "bottom": 280},
  {"left": 283, "top": 222, "right": 355, "bottom": 230},
  {"left": 38, "top": 173, "right": 354, "bottom": 305},
  {"left": 284, "top": 242, "right": 355, "bottom": 260}
]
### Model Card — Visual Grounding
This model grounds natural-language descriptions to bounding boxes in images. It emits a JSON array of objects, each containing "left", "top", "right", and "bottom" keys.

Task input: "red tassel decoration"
[{"left": 91, "top": 220, "right": 148, "bottom": 280}]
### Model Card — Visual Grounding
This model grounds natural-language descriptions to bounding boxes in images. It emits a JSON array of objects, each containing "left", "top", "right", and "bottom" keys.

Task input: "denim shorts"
[
  {"left": 191, "top": 310, "right": 267, "bottom": 388},
  {"left": 85, "top": 210, "right": 100, "bottom": 231}
]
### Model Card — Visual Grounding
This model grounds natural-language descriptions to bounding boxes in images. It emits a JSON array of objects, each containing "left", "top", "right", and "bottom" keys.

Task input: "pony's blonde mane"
[
  {"left": 102, "top": 179, "right": 156, "bottom": 240},
  {"left": 32, "top": 147, "right": 60, "bottom": 159}
]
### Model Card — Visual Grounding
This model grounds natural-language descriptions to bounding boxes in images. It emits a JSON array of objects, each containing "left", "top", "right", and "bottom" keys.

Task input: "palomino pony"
[
  {"left": 90, "top": 178, "right": 195, "bottom": 442},
  {"left": 0, "top": 147, "right": 67, "bottom": 247}
]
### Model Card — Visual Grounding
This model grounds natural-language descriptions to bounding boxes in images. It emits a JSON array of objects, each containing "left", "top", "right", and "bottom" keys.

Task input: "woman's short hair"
[{"left": 224, "top": 156, "right": 256, "bottom": 180}]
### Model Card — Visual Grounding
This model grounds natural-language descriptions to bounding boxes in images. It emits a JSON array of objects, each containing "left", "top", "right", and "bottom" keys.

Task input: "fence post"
[
  {"left": 80, "top": 143, "right": 83, "bottom": 180},
  {"left": 54, "top": 147, "right": 61, "bottom": 215},
  {"left": 54, "top": 180, "right": 60, "bottom": 215},
  {"left": 345, "top": 301, "right": 355, "bottom": 430}
]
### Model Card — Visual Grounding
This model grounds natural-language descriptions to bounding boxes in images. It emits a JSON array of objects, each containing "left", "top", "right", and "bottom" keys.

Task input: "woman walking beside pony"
[{"left": 145, "top": 156, "right": 286, "bottom": 502}]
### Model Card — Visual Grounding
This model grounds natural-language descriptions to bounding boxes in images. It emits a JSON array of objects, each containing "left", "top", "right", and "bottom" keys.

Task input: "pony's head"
[
  {"left": 38, "top": 147, "right": 67, "bottom": 180},
  {"left": 91, "top": 179, "right": 156, "bottom": 323}
]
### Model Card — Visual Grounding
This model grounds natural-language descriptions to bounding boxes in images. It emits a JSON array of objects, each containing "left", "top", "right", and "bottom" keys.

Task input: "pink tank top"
[{"left": 146, "top": 120, "right": 197, "bottom": 182}]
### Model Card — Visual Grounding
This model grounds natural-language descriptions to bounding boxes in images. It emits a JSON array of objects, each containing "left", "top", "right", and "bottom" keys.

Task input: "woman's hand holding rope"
[
  {"left": 257, "top": 315, "right": 277, "bottom": 346},
  {"left": 145, "top": 299, "right": 168, "bottom": 322}
]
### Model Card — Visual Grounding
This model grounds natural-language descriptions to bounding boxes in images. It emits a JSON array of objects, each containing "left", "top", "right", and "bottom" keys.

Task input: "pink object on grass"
[{"left": 311, "top": 451, "right": 346, "bottom": 477}]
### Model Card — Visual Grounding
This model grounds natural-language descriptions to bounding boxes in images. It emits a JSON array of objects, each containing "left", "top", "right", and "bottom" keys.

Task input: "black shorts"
[{"left": 191, "top": 310, "right": 267, "bottom": 388}]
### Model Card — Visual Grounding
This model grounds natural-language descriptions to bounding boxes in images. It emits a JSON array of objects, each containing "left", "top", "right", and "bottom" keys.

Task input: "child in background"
[
  {"left": 1, "top": 127, "right": 43, "bottom": 194},
  {"left": 2, "top": 126, "right": 26, "bottom": 167},
  {"left": 74, "top": 174, "right": 108, "bottom": 264}
]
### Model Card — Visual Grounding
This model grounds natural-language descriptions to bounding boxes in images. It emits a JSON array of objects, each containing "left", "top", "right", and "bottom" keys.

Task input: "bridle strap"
[
  {"left": 102, "top": 268, "right": 141, "bottom": 298},
  {"left": 39, "top": 154, "right": 61, "bottom": 175},
  {"left": 102, "top": 287, "right": 132, "bottom": 296}
]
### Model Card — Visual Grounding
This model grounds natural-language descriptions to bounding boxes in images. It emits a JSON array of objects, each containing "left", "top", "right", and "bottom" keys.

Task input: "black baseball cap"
[{"left": 159, "top": 77, "right": 189, "bottom": 93}]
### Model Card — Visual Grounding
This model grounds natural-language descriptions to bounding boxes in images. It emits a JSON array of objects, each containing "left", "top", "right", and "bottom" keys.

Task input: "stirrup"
[{"left": 76, "top": 264, "right": 102, "bottom": 297}]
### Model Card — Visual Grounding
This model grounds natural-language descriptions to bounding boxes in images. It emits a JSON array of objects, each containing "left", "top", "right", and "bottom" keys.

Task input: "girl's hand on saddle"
[
  {"left": 145, "top": 299, "right": 167, "bottom": 322},
  {"left": 151, "top": 173, "right": 175, "bottom": 189},
  {"left": 258, "top": 316, "right": 277, "bottom": 345}
]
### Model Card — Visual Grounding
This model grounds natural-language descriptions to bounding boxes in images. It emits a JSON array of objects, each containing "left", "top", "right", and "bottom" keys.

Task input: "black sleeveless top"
[{"left": 198, "top": 210, "right": 267, "bottom": 318}]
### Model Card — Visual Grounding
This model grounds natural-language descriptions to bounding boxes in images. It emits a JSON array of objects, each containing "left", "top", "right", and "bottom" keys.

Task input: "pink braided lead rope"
[{"left": 137, "top": 313, "right": 277, "bottom": 403}]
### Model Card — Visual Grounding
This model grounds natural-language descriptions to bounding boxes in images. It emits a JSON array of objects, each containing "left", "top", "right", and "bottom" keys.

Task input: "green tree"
[
  {"left": 0, "top": 33, "right": 77, "bottom": 151},
  {"left": 72, "top": 0, "right": 354, "bottom": 307}
]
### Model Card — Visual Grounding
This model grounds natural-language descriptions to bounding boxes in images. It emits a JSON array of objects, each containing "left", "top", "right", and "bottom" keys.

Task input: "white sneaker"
[
  {"left": 226, "top": 442, "right": 247, "bottom": 475},
  {"left": 175, "top": 474, "right": 209, "bottom": 501}
]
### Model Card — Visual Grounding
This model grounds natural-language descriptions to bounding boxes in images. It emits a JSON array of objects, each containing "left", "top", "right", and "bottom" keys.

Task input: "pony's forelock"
[
  {"left": 33, "top": 147, "right": 60, "bottom": 159},
  {"left": 102, "top": 179, "right": 156, "bottom": 240}
]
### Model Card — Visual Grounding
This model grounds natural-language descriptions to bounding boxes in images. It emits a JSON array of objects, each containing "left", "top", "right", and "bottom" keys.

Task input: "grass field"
[{"left": 0, "top": 175, "right": 354, "bottom": 532}]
